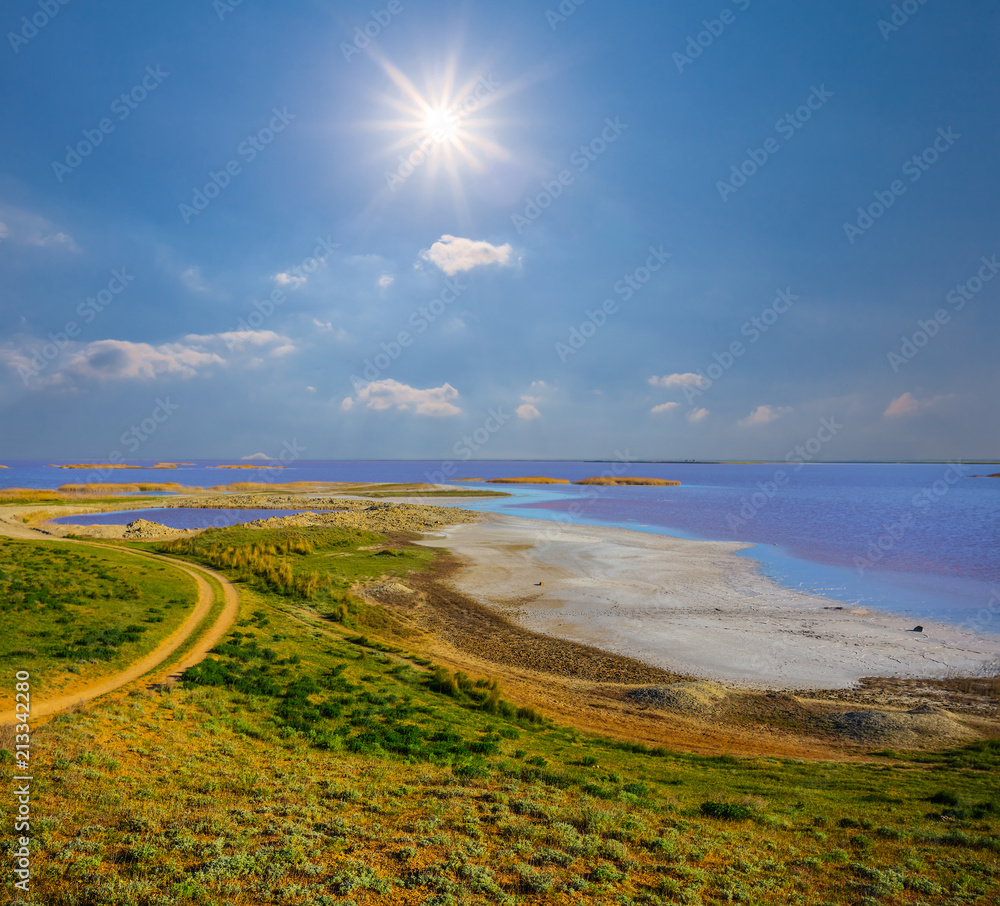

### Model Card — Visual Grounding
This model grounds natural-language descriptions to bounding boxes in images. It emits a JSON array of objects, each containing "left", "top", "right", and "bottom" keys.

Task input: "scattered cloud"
[
  {"left": 516, "top": 380, "right": 548, "bottom": 419},
  {"left": 180, "top": 266, "right": 209, "bottom": 293},
  {"left": 377, "top": 274, "right": 394, "bottom": 288},
  {"left": 0, "top": 203, "right": 79, "bottom": 252},
  {"left": 242, "top": 452, "right": 274, "bottom": 461},
  {"left": 419, "top": 235, "right": 514, "bottom": 276},
  {"left": 687, "top": 408, "right": 710, "bottom": 423},
  {"left": 312, "top": 319, "right": 350, "bottom": 342},
  {"left": 342, "top": 379, "right": 461, "bottom": 417},
  {"left": 738, "top": 404, "right": 793, "bottom": 428},
  {"left": 884, "top": 392, "right": 953, "bottom": 418},
  {"left": 651, "top": 402, "right": 679, "bottom": 415},
  {"left": 273, "top": 271, "right": 307, "bottom": 289},
  {"left": 649, "top": 373, "right": 705, "bottom": 389}
]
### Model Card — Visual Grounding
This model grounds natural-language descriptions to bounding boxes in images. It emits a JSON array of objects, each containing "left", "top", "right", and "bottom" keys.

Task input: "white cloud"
[
  {"left": 2, "top": 329, "right": 294, "bottom": 389},
  {"left": 419, "top": 235, "right": 514, "bottom": 276},
  {"left": 0, "top": 203, "right": 79, "bottom": 252},
  {"left": 687, "top": 408, "right": 710, "bottom": 423},
  {"left": 738, "top": 404, "right": 793, "bottom": 428},
  {"left": 342, "top": 379, "right": 461, "bottom": 417},
  {"left": 242, "top": 452, "right": 274, "bottom": 461},
  {"left": 884, "top": 392, "right": 953, "bottom": 418},
  {"left": 312, "top": 319, "right": 350, "bottom": 342},
  {"left": 649, "top": 373, "right": 705, "bottom": 389},
  {"left": 273, "top": 271, "right": 307, "bottom": 289},
  {"left": 181, "top": 266, "right": 208, "bottom": 292},
  {"left": 377, "top": 274, "right": 394, "bottom": 288},
  {"left": 516, "top": 380, "right": 548, "bottom": 419},
  {"left": 651, "top": 402, "right": 679, "bottom": 415}
]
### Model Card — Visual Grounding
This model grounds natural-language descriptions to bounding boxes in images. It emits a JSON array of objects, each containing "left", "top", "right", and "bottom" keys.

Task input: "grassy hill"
[{"left": 2, "top": 524, "right": 998, "bottom": 905}]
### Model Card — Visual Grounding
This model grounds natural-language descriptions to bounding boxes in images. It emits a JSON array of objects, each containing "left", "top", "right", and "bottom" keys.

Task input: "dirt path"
[{"left": 0, "top": 513, "right": 240, "bottom": 725}]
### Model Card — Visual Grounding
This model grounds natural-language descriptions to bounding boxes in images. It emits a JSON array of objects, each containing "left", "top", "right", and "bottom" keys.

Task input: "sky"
[{"left": 0, "top": 0, "right": 998, "bottom": 462}]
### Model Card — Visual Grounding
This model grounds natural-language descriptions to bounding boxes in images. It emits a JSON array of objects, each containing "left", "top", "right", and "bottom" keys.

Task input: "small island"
[
  {"left": 573, "top": 477, "right": 681, "bottom": 486},
  {"left": 485, "top": 476, "right": 571, "bottom": 484}
]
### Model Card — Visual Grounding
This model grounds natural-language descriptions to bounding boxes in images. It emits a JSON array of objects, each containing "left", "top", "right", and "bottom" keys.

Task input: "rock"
[{"left": 912, "top": 625, "right": 924, "bottom": 633}]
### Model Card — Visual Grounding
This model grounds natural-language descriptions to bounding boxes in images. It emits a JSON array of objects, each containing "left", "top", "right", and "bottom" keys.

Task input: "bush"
[{"left": 700, "top": 801, "right": 754, "bottom": 821}]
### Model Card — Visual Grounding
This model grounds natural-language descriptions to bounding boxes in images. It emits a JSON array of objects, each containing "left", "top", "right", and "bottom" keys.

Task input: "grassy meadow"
[
  {"left": 0, "top": 538, "right": 198, "bottom": 696},
  {"left": 0, "top": 524, "right": 998, "bottom": 904}
]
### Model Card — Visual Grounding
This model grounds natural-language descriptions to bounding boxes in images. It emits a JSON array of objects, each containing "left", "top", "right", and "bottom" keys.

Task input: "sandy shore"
[{"left": 418, "top": 514, "right": 1000, "bottom": 690}]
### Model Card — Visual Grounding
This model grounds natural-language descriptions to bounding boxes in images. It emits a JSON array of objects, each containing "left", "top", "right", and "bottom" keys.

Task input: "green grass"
[
  {"left": 0, "top": 538, "right": 198, "bottom": 694},
  {"left": 3, "top": 523, "right": 1000, "bottom": 904}
]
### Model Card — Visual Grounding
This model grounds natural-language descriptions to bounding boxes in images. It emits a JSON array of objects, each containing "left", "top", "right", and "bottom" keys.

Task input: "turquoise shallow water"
[{"left": 6, "top": 459, "right": 998, "bottom": 633}]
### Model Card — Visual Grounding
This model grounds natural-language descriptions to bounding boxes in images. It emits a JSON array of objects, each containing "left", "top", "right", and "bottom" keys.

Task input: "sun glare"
[{"left": 367, "top": 56, "right": 511, "bottom": 208}]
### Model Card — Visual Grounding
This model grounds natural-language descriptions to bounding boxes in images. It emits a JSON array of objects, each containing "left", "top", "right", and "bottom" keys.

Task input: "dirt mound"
[
  {"left": 368, "top": 582, "right": 415, "bottom": 596},
  {"left": 832, "top": 705, "right": 972, "bottom": 745},
  {"left": 122, "top": 519, "right": 182, "bottom": 539},
  {"left": 627, "top": 681, "right": 729, "bottom": 714}
]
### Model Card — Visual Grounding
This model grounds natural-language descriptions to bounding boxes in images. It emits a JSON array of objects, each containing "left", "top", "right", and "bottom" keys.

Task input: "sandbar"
[{"left": 418, "top": 514, "right": 1000, "bottom": 690}]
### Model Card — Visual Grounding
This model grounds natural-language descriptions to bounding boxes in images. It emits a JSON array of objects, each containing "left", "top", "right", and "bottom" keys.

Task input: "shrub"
[{"left": 700, "top": 801, "right": 754, "bottom": 821}]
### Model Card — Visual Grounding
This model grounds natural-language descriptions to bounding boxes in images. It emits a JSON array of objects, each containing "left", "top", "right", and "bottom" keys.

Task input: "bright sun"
[{"left": 369, "top": 57, "right": 509, "bottom": 200}]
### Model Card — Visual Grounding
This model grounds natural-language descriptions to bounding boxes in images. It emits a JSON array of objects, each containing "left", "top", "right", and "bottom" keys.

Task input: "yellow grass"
[
  {"left": 56, "top": 482, "right": 189, "bottom": 494},
  {"left": 485, "top": 476, "right": 571, "bottom": 484},
  {"left": 573, "top": 477, "right": 681, "bottom": 486},
  {"left": 0, "top": 488, "right": 65, "bottom": 502}
]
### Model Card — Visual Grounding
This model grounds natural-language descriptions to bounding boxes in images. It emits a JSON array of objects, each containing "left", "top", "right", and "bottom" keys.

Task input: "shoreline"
[{"left": 417, "top": 513, "right": 1000, "bottom": 691}]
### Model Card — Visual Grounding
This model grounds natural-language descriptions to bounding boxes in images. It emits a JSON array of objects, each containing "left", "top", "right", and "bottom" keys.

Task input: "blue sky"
[{"left": 1, "top": 0, "right": 997, "bottom": 461}]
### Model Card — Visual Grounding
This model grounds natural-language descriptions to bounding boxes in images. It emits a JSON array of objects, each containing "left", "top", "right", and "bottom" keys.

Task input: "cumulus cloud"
[
  {"left": 649, "top": 373, "right": 705, "bottom": 389},
  {"left": 884, "top": 392, "right": 953, "bottom": 418},
  {"left": 516, "top": 380, "right": 548, "bottom": 419},
  {"left": 419, "top": 235, "right": 514, "bottom": 276},
  {"left": 651, "top": 402, "right": 679, "bottom": 415},
  {"left": 273, "top": 271, "right": 307, "bottom": 289},
  {"left": 377, "top": 274, "right": 394, "bottom": 288},
  {"left": 687, "top": 408, "right": 710, "bottom": 423},
  {"left": 1, "top": 330, "right": 293, "bottom": 389},
  {"left": 738, "top": 404, "right": 793, "bottom": 428},
  {"left": 342, "top": 379, "right": 461, "bottom": 417}
]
